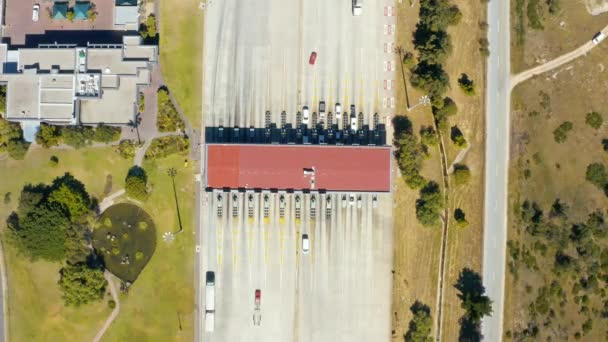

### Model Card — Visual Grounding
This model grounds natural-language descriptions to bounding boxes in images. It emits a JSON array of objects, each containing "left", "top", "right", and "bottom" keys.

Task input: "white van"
[
  {"left": 302, "top": 234, "right": 310, "bottom": 254},
  {"left": 353, "top": 0, "right": 362, "bottom": 16},
  {"left": 335, "top": 103, "right": 342, "bottom": 119}
]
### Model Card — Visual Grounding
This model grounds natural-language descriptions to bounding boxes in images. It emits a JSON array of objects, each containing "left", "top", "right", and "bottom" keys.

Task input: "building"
[
  {"left": 0, "top": 36, "right": 157, "bottom": 140},
  {"left": 114, "top": 0, "right": 140, "bottom": 31},
  {"left": 205, "top": 144, "right": 392, "bottom": 193}
]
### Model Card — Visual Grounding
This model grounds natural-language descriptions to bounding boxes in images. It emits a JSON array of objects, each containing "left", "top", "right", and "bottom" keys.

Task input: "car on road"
[
  {"left": 335, "top": 103, "right": 342, "bottom": 119},
  {"left": 302, "top": 106, "right": 310, "bottom": 125},
  {"left": 592, "top": 32, "right": 606, "bottom": 45},
  {"left": 302, "top": 234, "right": 310, "bottom": 254},
  {"left": 253, "top": 289, "right": 262, "bottom": 326},
  {"left": 32, "top": 4, "right": 40, "bottom": 22},
  {"left": 352, "top": 0, "right": 362, "bottom": 16},
  {"left": 309, "top": 52, "right": 317, "bottom": 65}
]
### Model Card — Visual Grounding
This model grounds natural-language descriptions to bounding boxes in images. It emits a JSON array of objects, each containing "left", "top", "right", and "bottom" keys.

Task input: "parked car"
[
  {"left": 302, "top": 106, "right": 310, "bottom": 125},
  {"left": 32, "top": 4, "right": 40, "bottom": 22},
  {"left": 309, "top": 52, "right": 317, "bottom": 65},
  {"left": 302, "top": 234, "right": 310, "bottom": 254}
]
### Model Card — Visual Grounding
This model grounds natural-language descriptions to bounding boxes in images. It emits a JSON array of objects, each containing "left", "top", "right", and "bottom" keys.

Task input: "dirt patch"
[{"left": 585, "top": 0, "right": 608, "bottom": 15}]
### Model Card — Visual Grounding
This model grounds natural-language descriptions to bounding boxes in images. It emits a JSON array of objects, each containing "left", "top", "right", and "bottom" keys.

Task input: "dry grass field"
[
  {"left": 505, "top": 33, "right": 608, "bottom": 341},
  {"left": 390, "top": 0, "right": 486, "bottom": 339}
]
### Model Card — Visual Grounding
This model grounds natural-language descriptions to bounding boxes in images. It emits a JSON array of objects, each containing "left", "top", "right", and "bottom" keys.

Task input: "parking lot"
[
  {"left": 203, "top": 0, "right": 397, "bottom": 129},
  {"left": 3, "top": 0, "right": 114, "bottom": 45},
  {"left": 200, "top": 191, "right": 393, "bottom": 341}
]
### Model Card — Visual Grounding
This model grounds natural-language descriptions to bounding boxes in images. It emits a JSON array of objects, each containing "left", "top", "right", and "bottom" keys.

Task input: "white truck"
[
  {"left": 352, "top": 0, "right": 362, "bottom": 16},
  {"left": 205, "top": 271, "right": 216, "bottom": 332}
]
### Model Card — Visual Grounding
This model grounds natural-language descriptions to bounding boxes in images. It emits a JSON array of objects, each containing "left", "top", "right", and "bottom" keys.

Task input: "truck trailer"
[{"left": 205, "top": 271, "right": 216, "bottom": 332}]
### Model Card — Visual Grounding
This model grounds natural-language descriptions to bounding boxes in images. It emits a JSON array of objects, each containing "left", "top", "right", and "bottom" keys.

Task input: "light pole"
[{"left": 167, "top": 167, "right": 183, "bottom": 235}]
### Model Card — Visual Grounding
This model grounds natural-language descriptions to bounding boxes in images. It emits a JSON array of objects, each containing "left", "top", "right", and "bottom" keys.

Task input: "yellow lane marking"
[
  {"left": 232, "top": 227, "right": 238, "bottom": 268},
  {"left": 264, "top": 229, "right": 269, "bottom": 265},
  {"left": 344, "top": 75, "right": 349, "bottom": 106},
  {"left": 329, "top": 79, "right": 334, "bottom": 109},
  {"left": 313, "top": 74, "right": 318, "bottom": 108},
  {"left": 359, "top": 79, "right": 364, "bottom": 109},
  {"left": 280, "top": 225, "right": 285, "bottom": 265}
]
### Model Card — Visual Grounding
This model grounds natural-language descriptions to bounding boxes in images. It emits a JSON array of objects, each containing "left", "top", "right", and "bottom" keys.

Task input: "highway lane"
[
  {"left": 481, "top": 0, "right": 510, "bottom": 340},
  {"left": 201, "top": 192, "right": 393, "bottom": 342},
  {"left": 202, "top": 0, "right": 396, "bottom": 129}
]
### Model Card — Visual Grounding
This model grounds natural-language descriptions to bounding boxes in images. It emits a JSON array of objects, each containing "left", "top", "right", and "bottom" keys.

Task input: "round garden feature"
[{"left": 93, "top": 203, "right": 156, "bottom": 283}]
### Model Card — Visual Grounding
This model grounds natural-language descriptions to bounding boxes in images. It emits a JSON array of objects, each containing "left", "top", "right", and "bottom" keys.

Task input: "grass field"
[
  {"left": 390, "top": 1, "right": 486, "bottom": 340},
  {"left": 505, "top": 34, "right": 608, "bottom": 340},
  {"left": 0, "top": 146, "right": 195, "bottom": 341},
  {"left": 0, "top": 147, "right": 132, "bottom": 341},
  {"left": 511, "top": 0, "right": 608, "bottom": 73},
  {"left": 159, "top": 0, "right": 204, "bottom": 130}
]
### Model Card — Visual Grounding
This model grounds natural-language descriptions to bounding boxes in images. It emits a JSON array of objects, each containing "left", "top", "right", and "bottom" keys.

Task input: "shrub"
[
  {"left": 112, "top": 248, "right": 120, "bottom": 255},
  {"left": 7, "top": 139, "right": 29, "bottom": 160},
  {"left": 144, "top": 135, "right": 189, "bottom": 160},
  {"left": 138, "top": 92, "right": 145, "bottom": 113},
  {"left": 93, "top": 124, "right": 121, "bottom": 143},
  {"left": 433, "top": 97, "right": 458, "bottom": 130},
  {"left": 454, "top": 208, "right": 469, "bottom": 228},
  {"left": 585, "top": 163, "right": 608, "bottom": 189},
  {"left": 125, "top": 166, "right": 149, "bottom": 201},
  {"left": 138, "top": 221, "right": 148, "bottom": 230},
  {"left": 393, "top": 118, "right": 426, "bottom": 189},
  {"left": 416, "top": 181, "right": 443, "bottom": 227},
  {"left": 49, "top": 155, "right": 59, "bottom": 167},
  {"left": 453, "top": 164, "right": 471, "bottom": 185},
  {"left": 156, "top": 88, "right": 185, "bottom": 132},
  {"left": 420, "top": 126, "right": 439, "bottom": 146},
  {"left": 61, "top": 126, "right": 94, "bottom": 149},
  {"left": 3, "top": 192, "right": 10, "bottom": 205},
  {"left": 526, "top": 0, "right": 544, "bottom": 30},
  {"left": 103, "top": 217, "right": 112, "bottom": 228},
  {"left": 139, "top": 14, "right": 157, "bottom": 39},
  {"left": 402, "top": 51, "right": 416, "bottom": 69},
  {"left": 458, "top": 73, "right": 476, "bottom": 96},
  {"left": 478, "top": 38, "right": 490, "bottom": 57},
  {"left": 36, "top": 123, "right": 62, "bottom": 147},
  {"left": 66, "top": 9, "right": 75, "bottom": 22},
  {"left": 115, "top": 139, "right": 137, "bottom": 159},
  {"left": 135, "top": 251, "right": 144, "bottom": 261},
  {"left": 553, "top": 121, "right": 573, "bottom": 143},
  {"left": 451, "top": 126, "right": 467, "bottom": 148},
  {"left": 108, "top": 299, "right": 116, "bottom": 309},
  {"left": 585, "top": 111, "right": 603, "bottom": 129}
]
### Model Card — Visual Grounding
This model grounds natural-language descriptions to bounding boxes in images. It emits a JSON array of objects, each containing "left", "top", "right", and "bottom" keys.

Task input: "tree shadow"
[{"left": 454, "top": 268, "right": 487, "bottom": 342}]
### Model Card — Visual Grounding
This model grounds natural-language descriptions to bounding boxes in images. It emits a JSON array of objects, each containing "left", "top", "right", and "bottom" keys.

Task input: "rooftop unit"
[{"left": 75, "top": 74, "right": 101, "bottom": 98}]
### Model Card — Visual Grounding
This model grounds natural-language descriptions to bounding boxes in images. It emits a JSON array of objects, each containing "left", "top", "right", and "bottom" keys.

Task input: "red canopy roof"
[{"left": 206, "top": 144, "right": 391, "bottom": 192}]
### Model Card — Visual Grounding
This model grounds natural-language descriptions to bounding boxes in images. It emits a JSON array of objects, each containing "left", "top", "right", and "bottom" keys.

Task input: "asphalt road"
[
  {"left": 202, "top": 0, "right": 397, "bottom": 128},
  {"left": 200, "top": 192, "right": 393, "bottom": 342},
  {"left": 481, "top": 0, "right": 510, "bottom": 340}
]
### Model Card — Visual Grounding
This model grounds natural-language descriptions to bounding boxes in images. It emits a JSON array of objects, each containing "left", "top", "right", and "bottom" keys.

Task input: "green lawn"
[
  {"left": 0, "top": 147, "right": 195, "bottom": 341},
  {"left": 100, "top": 155, "right": 195, "bottom": 341},
  {"left": 0, "top": 147, "right": 133, "bottom": 341},
  {"left": 159, "top": 0, "right": 204, "bottom": 130}
]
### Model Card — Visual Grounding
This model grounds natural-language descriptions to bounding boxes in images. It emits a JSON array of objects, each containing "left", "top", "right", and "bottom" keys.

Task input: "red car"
[{"left": 309, "top": 52, "right": 317, "bottom": 65}]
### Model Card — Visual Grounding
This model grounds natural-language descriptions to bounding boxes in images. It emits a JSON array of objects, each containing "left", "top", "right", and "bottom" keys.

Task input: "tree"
[
  {"left": 61, "top": 126, "right": 94, "bottom": 149},
  {"left": 416, "top": 181, "right": 443, "bottom": 226},
  {"left": 8, "top": 204, "right": 69, "bottom": 261},
  {"left": 93, "top": 124, "right": 121, "bottom": 143},
  {"left": 453, "top": 164, "right": 471, "bottom": 185},
  {"left": 553, "top": 121, "right": 573, "bottom": 143},
  {"left": 139, "top": 14, "right": 157, "bottom": 39},
  {"left": 410, "top": 62, "right": 450, "bottom": 105},
  {"left": 403, "top": 51, "right": 416, "bottom": 68},
  {"left": 0, "top": 85, "right": 6, "bottom": 113},
  {"left": 454, "top": 268, "right": 493, "bottom": 341},
  {"left": 125, "top": 166, "right": 148, "bottom": 201},
  {"left": 66, "top": 9, "right": 75, "bottom": 22},
  {"left": 478, "top": 38, "right": 490, "bottom": 57},
  {"left": 405, "top": 301, "right": 433, "bottom": 342},
  {"left": 49, "top": 155, "right": 59, "bottom": 167},
  {"left": 36, "top": 123, "right": 62, "bottom": 147},
  {"left": 585, "top": 111, "right": 603, "bottom": 129},
  {"left": 420, "top": 126, "right": 439, "bottom": 146},
  {"left": 58, "top": 263, "right": 107, "bottom": 306},
  {"left": 547, "top": 0, "right": 561, "bottom": 15},
  {"left": 115, "top": 139, "right": 137, "bottom": 159},
  {"left": 393, "top": 117, "right": 426, "bottom": 189},
  {"left": 138, "top": 92, "right": 145, "bottom": 113},
  {"left": 48, "top": 176, "right": 92, "bottom": 221},
  {"left": 6, "top": 139, "right": 29, "bottom": 160},
  {"left": 458, "top": 73, "right": 476, "bottom": 95},
  {"left": 450, "top": 126, "right": 467, "bottom": 148},
  {"left": 585, "top": 163, "right": 608, "bottom": 189}
]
